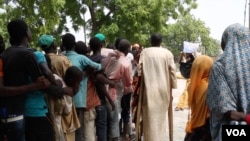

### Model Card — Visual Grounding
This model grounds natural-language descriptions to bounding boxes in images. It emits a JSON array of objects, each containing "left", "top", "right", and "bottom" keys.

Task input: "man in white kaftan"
[{"left": 135, "top": 33, "right": 177, "bottom": 141}]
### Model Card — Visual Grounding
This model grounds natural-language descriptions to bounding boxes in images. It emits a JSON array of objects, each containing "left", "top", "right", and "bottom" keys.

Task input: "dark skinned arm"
[
  {"left": 0, "top": 76, "right": 50, "bottom": 97},
  {"left": 39, "top": 62, "right": 62, "bottom": 86},
  {"left": 96, "top": 73, "right": 116, "bottom": 110},
  {"left": 39, "top": 62, "right": 74, "bottom": 98},
  {"left": 0, "top": 57, "right": 50, "bottom": 96},
  {"left": 96, "top": 82, "right": 115, "bottom": 111},
  {"left": 96, "top": 73, "right": 117, "bottom": 87},
  {"left": 226, "top": 110, "right": 246, "bottom": 121}
]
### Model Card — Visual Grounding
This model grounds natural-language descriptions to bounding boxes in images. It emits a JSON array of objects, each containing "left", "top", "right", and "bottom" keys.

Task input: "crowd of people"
[
  {"left": 174, "top": 23, "right": 250, "bottom": 141},
  {"left": 1, "top": 18, "right": 250, "bottom": 141},
  {"left": 0, "top": 18, "right": 176, "bottom": 141}
]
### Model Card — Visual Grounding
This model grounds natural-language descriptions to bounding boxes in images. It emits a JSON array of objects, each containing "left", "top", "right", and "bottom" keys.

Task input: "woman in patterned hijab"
[{"left": 207, "top": 23, "right": 250, "bottom": 141}]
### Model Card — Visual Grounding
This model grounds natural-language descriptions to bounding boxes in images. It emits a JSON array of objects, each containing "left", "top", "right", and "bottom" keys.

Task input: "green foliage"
[
  {"left": 0, "top": 0, "right": 220, "bottom": 58},
  {"left": 85, "top": 0, "right": 198, "bottom": 45},
  {"left": 164, "top": 14, "right": 220, "bottom": 57},
  {"left": 0, "top": 0, "right": 66, "bottom": 48}
]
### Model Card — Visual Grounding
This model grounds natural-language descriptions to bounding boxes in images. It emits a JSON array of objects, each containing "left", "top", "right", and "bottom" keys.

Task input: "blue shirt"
[
  {"left": 65, "top": 51, "right": 102, "bottom": 108},
  {"left": 24, "top": 51, "right": 48, "bottom": 117}
]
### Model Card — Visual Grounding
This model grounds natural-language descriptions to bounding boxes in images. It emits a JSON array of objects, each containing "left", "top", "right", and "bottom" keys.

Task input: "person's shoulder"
[
  {"left": 34, "top": 51, "right": 44, "bottom": 56},
  {"left": 162, "top": 48, "right": 173, "bottom": 54},
  {"left": 77, "top": 53, "right": 95, "bottom": 63},
  {"left": 101, "top": 48, "right": 115, "bottom": 57},
  {"left": 34, "top": 51, "right": 47, "bottom": 59},
  {"left": 2, "top": 47, "right": 34, "bottom": 59},
  {"left": 20, "top": 48, "right": 39, "bottom": 57},
  {"left": 67, "top": 51, "right": 86, "bottom": 58},
  {"left": 102, "top": 48, "right": 114, "bottom": 52},
  {"left": 126, "top": 52, "right": 133, "bottom": 58},
  {"left": 118, "top": 56, "right": 130, "bottom": 66},
  {"left": 78, "top": 53, "right": 89, "bottom": 59},
  {"left": 57, "top": 54, "right": 70, "bottom": 59},
  {"left": 21, "top": 47, "right": 37, "bottom": 55},
  {"left": 157, "top": 47, "right": 173, "bottom": 54},
  {"left": 143, "top": 47, "right": 167, "bottom": 52},
  {"left": 56, "top": 55, "right": 72, "bottom": 64},
  {"left": 145, "top": 47, "right": 174, "bottom": 55},
  {"left": 89, "top": 54, "right": 103, "bottom": 63},
  {"left": 6, "top": 46, "right": 33, "bottom": 52}
]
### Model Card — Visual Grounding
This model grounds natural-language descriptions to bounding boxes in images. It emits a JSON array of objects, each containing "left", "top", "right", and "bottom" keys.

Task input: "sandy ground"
[{"left": 170, "top": 78, "right": 189, "bottom": 141}]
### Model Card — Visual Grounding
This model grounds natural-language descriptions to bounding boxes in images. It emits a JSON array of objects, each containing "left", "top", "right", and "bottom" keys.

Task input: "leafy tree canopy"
[
  {"left": 0, "top": 0, "right": 220, "bottom": 57},
  {"left": 164, "top": 14, "right": 220, "bottom": 57},
  {"left": 0, "top": 0, "right": 198, "bottom": 48}
]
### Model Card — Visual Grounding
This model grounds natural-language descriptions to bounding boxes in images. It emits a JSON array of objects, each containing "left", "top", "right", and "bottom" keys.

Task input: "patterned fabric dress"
[{"left": 206, "top": 23, "right": 250, "bottom": 141}]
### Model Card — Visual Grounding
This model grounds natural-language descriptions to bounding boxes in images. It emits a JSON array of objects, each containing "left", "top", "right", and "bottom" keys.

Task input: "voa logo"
[{"left": 226, "top": 129, "right": 246, "bottom": 136}]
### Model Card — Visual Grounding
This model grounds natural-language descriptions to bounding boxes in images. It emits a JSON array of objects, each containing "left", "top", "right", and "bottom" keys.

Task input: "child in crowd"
[{"left": 46, "top": 65, "right": 83, "bottom": 141}]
